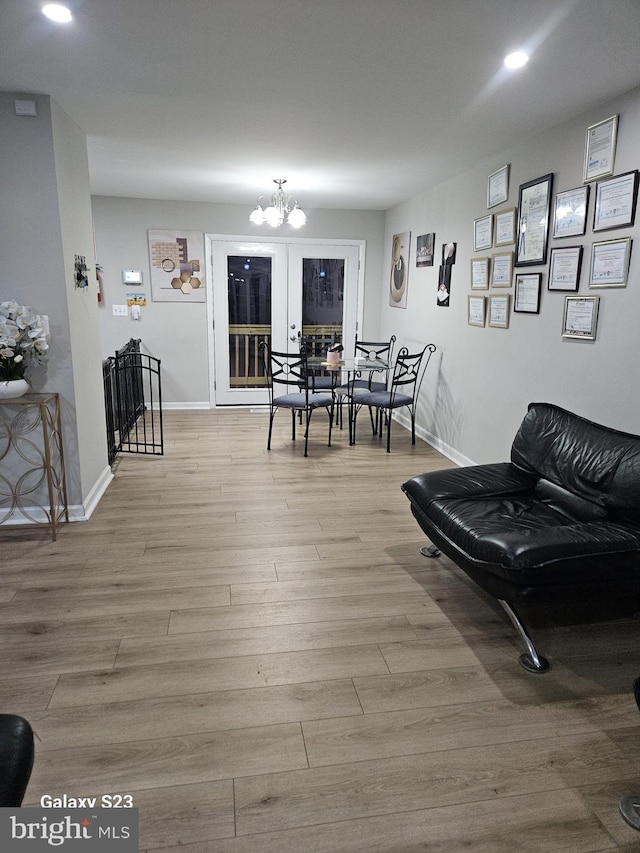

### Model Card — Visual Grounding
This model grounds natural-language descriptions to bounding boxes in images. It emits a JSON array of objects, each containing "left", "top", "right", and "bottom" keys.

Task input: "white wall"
[
  {"left": 92, "top": 197, "right": 385, "bottom": 405},
  {"left": 381, "top": 84, "right": 640, "bottom": 465},
  {"left": 0, "top": 92, "right": 110, "bottom": 515}
]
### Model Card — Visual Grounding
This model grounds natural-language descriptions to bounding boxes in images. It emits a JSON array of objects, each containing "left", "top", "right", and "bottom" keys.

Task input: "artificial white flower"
[{"left": 0, "top": 300, "right": 49, "bottom": 381}]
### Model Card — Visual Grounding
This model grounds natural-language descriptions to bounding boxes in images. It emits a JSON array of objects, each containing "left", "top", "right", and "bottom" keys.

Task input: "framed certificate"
[
  {"left": 562, "top": 296, "right": 599, "bottom": 340},
  {"left": 488, "top": 294, "right": 510, "bottom": 328},
  {"left": 470, "top": 257, "right": 490, "bottom": 290},
  {"left": 583, "top": 115, "right": 618, "bottom": 183},
  {"left": 493, "top": 208, "right": 517, "bottom": 247},
  {"left": 548, "top": 246, "right": 583, "bottom": 292},
  {"left": 487, "top": 164, "right": 510, "bottom": 208},
  {"left": 593, "top": 170, "right": 639, "bottom": 231},
  {"left": 552, "top": 186, "right": 589, "bottom": 238},
  {"left": 515, "top": 173, "right": 554, "bottom": 266},
  {"left": 490, "top": 251, "right": 513, "bottom": 287},
  {"left": 514, "top": 273, "right": 542, "bottom": 314},
  {"left": 473, "top": 215, "right": 493, "bottom": 251},
  {"left": 589, "top": 237, "right": 632, "bottom": 288},
  {"left": 468, "top": 295, "right": 486, "bottom": 327}
]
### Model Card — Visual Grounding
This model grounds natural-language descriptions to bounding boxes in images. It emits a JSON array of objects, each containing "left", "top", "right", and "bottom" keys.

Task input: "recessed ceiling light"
[
  {"left": 504, "top": 51, "right": 529, "bottom": 70},
  {"left": 42, "top": 4, "right": 72, "bottom": 23}
]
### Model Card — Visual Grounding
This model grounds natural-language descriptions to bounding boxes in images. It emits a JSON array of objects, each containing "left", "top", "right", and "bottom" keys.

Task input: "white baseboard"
[
  {"left": 80, "top": 465, "right": 114, "bottom": 520},
  {"left": 393, "top": 412, "right": 475, "bottom": 468},
  {"left": 160, "top": 401, "right": 212, "bottom": 410},
  {"left": 1, "top": 465, "right": 114, "bottom": 528}
]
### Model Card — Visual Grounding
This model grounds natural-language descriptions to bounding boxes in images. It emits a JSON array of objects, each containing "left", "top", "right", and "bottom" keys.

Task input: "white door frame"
[{"left": 205, "top": 234, "right": 366, "bottom": 407}]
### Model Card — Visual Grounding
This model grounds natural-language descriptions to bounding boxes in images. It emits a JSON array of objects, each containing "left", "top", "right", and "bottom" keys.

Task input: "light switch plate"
[{"left": 112, "top": 304, "right": 128, "bottom": 317}]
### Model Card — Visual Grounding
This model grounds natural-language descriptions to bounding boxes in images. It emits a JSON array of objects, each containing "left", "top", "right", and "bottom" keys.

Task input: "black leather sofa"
[
  {"left": 402, "top": 402, "right": 640, "bottom": 672},
  {"left": 0, "top": 714, "right": 34, "bottom": 806}
]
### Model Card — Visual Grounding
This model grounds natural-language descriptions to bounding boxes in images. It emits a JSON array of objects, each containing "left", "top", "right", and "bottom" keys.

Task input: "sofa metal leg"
[
  {"left": 620, "top": 795, "right": 640, "bottom": 830},
  {"left": 497, "top": 599, "right": 550, "bottom": 673},
  {"left": 420, "top": 544, "right": 441, "bottom": 558}
]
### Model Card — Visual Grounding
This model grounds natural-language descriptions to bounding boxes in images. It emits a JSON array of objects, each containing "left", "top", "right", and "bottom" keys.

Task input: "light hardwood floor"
[{"left": 2, "top": 408, "right": 640, "bottom": 851}]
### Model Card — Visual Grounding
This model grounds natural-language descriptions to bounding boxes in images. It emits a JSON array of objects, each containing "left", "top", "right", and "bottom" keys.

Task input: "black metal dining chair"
[
  {"left": 260, "top": 342, "right": 334, "bottom": 457},
  {"left": 298, "top": 333, "right": 338, "bottom": 393},
  {"left": 334, "top": 335, "right": 396, "bottom": 430},
  {"left": 351, "top": 343, "right": 436, "bottom": 452}
]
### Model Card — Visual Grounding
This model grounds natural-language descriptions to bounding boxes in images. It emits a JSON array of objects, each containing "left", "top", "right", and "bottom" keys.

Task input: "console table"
[{"left": 0, "top": 393, "right": 69, "bottom": 541}]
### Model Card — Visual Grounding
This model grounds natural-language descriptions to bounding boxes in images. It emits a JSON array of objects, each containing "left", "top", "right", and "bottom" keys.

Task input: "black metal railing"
[{"left": 103, "top": 339, "right": 163, "bottom": 464}]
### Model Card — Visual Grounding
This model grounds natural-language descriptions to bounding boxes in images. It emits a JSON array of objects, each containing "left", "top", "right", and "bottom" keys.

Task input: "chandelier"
[{"left": 249, "top": 179, "right": 307, "bottom": 228}]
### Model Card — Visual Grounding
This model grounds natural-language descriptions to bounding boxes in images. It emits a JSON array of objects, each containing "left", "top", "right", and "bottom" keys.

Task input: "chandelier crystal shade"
[{"left": 249, "top": 179, "right": 306, "bottom": 228}]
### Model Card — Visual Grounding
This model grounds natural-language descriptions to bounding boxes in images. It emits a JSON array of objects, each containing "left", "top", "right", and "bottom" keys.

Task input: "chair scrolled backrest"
[
  {"left": 389, "top": 343, "right": 436, "bottom": 404},
  {"left": 354, "top": 335, "right": 396, "bottom": 363},
  {"left": 259, "top": 341, "right": 310, "bottom": 401}
]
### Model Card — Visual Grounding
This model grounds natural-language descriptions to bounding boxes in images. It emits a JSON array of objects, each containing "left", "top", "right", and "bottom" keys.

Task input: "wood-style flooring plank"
[
  {"left": 30, "top": 680, "right": 363, "bottom": 751},
  {"left": 152, "top": 788, "right": 615, "bottom": 853},
  {"left": 233, "top": 733, "right": 627, "bottom": 835},
  {"left": 48, "top": 644, "right": 390, "bottom": 707}
]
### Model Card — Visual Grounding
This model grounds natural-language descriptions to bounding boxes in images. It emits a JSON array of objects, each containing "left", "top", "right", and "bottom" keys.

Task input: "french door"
[{"left": 210, "top": 238, "right": 362, "bottom": 405}]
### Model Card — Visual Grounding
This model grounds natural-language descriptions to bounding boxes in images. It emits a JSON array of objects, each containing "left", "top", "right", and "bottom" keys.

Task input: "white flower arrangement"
[{"left": 0, "top": 300, "right": 49, "bottom": 382}]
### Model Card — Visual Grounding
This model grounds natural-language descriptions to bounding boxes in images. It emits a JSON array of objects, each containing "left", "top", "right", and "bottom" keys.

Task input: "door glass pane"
[
  {"left": 227, "top": 255, "right": 271, "bottom": 388},
  {"left": 301, "top": 258, "right": 344, "bottom": 356}
]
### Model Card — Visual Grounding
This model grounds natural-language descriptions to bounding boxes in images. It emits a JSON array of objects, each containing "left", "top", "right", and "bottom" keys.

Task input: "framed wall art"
[
  {"left": 148, "top": 229, "right": 205, "bottom": 303},
  {"left": 515, "top": 173, "right": 554, "bottom": 266},
  {"left": 470, "top": 257, "right": 490, "bottom": 290},
  {"left": 593, "top": 170, "right": 639, "bottom": 231},
  {"left": 416, "top": 232, "right": 435, "bottom": 267},
  {"left": 583, "top": 115, "right": 618, "bottom": 183},
  {"left": 548, "top": 246, "right": 583, "bottom": 292},
  {"left": 488, "top": 294, "right": 510, "bottom": 328},
  {"left": 437, "top": 264, "right": 451, "bottom": 307},
  {"left": 493, "top": 208, "right": 516, "bottom": 247},
  {"left": 468, "top": 295, "right": 486, "bottom": 327},
  {"left": 389, "top": 231, "right": 410, "bottom": 308},
  {"left": 552, "top": 186, "right": 589, "bottom": 238},
  {"left": 589, "top": 237, "right": 632, "bottom": 288},
  {"left": 487, "top": 164, "right": 510, "bottom": 208},
  {"left": 490, "top": 251, "right": 513, "bottom": 287},
  {"left": 473, "top": 215, "right": 493, "bottom": 251},
  {"left": 514, "top": 273, "right": 542, "bottom": 314},
  {"left": 562, "top": 296, "right": 599, "bottom": 340}
]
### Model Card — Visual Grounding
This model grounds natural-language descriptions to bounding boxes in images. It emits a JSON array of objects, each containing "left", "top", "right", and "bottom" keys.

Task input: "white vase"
[{"left": 0, "top": 379, "right": 29, "bottom": 399}]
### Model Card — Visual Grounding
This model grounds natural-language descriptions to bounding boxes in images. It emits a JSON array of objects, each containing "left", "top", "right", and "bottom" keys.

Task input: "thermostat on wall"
[{"left": 122, "top": 269, "right": 143, "bottom": 285}]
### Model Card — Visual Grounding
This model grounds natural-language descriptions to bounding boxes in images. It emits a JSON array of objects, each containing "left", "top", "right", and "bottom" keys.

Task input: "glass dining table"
[{"left": 306, "top": 356, "right": 391, "bottom": 444}]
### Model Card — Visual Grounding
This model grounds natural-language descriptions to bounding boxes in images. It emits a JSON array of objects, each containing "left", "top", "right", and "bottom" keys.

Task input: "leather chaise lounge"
[{"left": 402, "top": 402, "right": 640, "bottom": 672}]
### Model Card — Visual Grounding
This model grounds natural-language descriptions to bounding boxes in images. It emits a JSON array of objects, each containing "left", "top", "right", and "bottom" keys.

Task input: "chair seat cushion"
[
  {"left": 336, "top": 381, "right": 387, "bottom": 396},
  {"left": 307, "top": 376, "right": 334, "bottom": 390},
  {"left": 429, "top": 498, "right": 640, "bottom": 584},
  {"left": 273, "top": 392, "right": 333, "bottom": 410},
  {"left": 358, "top": 391, "right": 412, "bottom": 408}
]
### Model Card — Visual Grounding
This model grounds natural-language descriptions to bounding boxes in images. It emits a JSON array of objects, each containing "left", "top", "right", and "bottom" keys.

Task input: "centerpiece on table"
[{"left": 0, "top": 300, "right": 49, "bottom": 398}]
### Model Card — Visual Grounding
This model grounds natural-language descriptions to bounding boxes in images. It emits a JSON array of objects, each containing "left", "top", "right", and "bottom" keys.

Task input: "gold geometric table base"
[{"left": 0, "top": 392, "right": 69, "bottom": 541}]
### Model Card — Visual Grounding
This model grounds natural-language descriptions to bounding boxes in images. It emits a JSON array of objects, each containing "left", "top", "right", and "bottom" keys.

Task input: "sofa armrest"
[{"left": 402, "top": 463, "right": 537, "bottom": 509}]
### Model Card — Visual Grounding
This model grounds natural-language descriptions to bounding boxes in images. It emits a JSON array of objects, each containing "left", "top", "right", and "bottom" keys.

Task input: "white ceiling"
[{"left": 2, "top": 0, "right": 640, "bottom": 211}]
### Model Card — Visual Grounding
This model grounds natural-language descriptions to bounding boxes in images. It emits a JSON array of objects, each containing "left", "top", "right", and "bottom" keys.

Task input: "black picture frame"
[
  {"left": 593, "top": 170, "right": 639, "bottom": 232},
  {"left": 514, "top": 272, "right": 542, "bottom": 313},
  {"left": 552, "top": 185, "right": 589, "bottom": 239},
  {"left": 515, "top": 173, "right": 554, "bottom": 267},
  {"left": 548, "top": 246, "right": 583, "bottom": 292}
]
